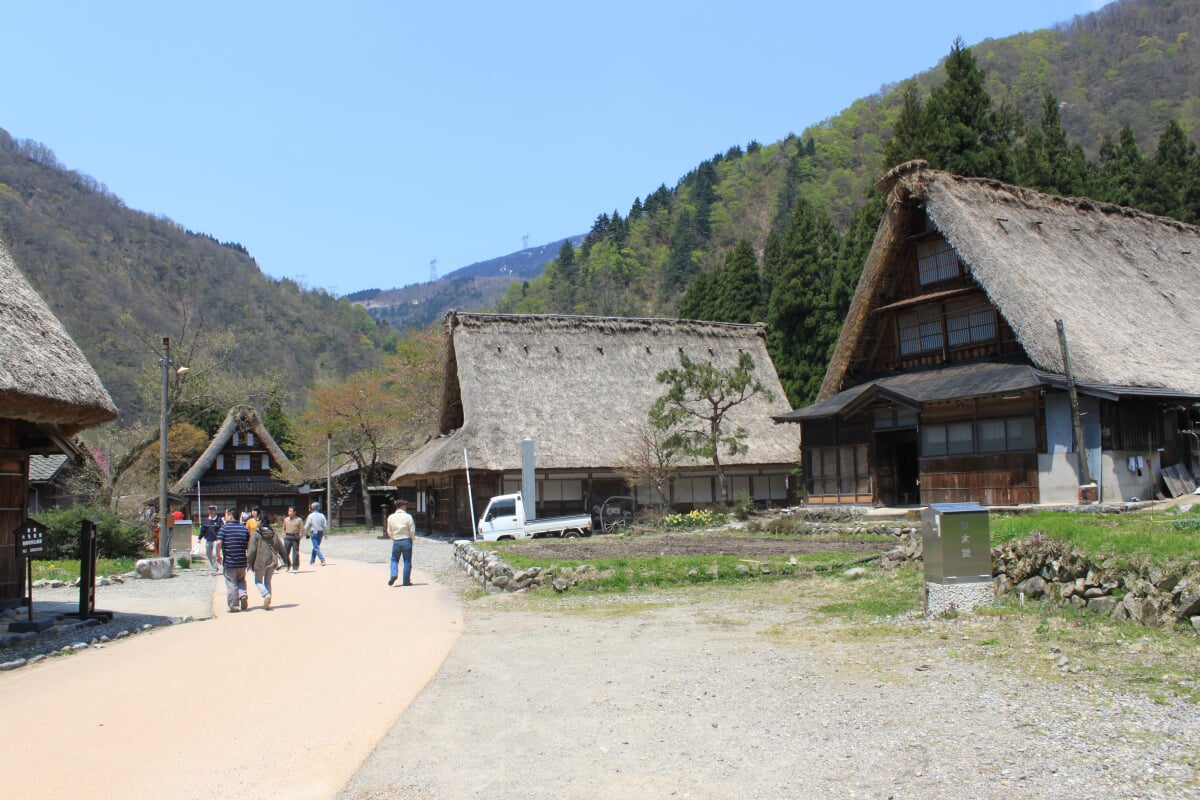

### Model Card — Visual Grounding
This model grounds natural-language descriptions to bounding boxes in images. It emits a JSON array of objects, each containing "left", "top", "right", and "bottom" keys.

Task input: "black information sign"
[{"left": 16, "top": 518, "right": 48, "bottom": 559}]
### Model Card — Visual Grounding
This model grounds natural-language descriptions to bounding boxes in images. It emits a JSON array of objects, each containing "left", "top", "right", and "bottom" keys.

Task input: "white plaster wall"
[
  {"left": 1038, "top": 451, "right": 1083, "bottom": 504},
  {"left": 1098, "top": 451, "right": 1158, "bottom": 502}
]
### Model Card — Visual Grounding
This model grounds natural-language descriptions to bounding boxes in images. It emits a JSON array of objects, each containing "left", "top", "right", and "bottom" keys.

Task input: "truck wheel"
[
  {"left": 499, "top": 535, "right": 515, "bottom": 541},
  {"left": 562, "top": 529, "right": 582, "bottom": 538}
]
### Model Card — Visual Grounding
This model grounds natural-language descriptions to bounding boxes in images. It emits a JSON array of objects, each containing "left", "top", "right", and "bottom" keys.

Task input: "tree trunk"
[{"left": 360, "top": 473, "right": 374, "bottom": 529}]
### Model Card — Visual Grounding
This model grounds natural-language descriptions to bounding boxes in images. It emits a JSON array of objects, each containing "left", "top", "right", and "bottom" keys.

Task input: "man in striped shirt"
[{"left": 215, "top": 508, "right": 251, "bottom": 612}]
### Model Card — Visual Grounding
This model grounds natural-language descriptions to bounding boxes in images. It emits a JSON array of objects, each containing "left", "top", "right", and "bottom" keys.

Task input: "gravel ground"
[{"left": 339, "top": 542, "right": 1200, "bottom": 800}]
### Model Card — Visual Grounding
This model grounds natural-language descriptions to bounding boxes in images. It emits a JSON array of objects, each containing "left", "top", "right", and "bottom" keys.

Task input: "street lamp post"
[
  {"left": 159, "top": 337, "right": 171, "bottom": 558},
  {"left": 158, "top": 337, "right": 188, "bottom": 558}
]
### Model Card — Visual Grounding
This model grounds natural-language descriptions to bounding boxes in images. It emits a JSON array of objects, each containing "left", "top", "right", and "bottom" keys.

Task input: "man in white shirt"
[
  {"left": 304, "top": 501, "right": 329, "bottom": 566},
  {"left": 386, "top": 499, "right": 416, "bottom": 586}
]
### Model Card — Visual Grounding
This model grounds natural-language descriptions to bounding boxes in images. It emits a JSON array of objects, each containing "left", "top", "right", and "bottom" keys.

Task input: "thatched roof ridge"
[
  {"left": 821, "top": 161, "right": 1200, "bottom": 399},
  {"left": 0, "top": 237, "right": 117, "bottom": 432},
  {"left": 391, "top": 312, "right": 798, "bottom": 482},
  {"left": 173, "top": 404, "right": 301, "bottom": 492}
]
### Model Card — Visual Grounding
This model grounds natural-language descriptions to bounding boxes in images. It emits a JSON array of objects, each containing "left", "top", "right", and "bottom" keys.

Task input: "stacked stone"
[
  {"left": 452, "top": 540, "right": 598, "bottom": 593},
  {"left": 993, "top": 533, "right": 1200, "bottom": 631}
]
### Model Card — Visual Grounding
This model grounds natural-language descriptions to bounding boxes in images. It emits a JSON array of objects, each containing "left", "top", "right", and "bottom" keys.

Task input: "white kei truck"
[{"left": 476, "top": 492, "right": 593, "bottom": 541}]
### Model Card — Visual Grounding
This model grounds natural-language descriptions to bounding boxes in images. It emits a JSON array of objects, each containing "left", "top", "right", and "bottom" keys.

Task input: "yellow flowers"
[{"left": 661, "top": 509, "right": 726, "bottom": 529}]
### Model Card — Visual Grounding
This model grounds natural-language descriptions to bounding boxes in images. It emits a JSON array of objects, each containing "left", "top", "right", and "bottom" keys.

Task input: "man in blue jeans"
[
  {"left": 215, "top": 508, "right": 251, "bottom": 612},
  {"left": 304, "top": 501, "right": 328, "bottom": 566},
  {"left": 386, "top": 499, "right": 415, "bottom": 586}
]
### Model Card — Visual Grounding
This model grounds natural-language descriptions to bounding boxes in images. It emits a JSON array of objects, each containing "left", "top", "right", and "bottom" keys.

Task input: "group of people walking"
[
  {"left": 194, "top": 498, "right": 415, "bottom": 613},
  {"left": 197, "top": 502, "right": 330, "bottom": 612}
]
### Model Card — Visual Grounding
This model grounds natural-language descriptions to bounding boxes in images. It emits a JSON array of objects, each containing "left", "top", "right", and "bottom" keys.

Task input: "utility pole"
[
  {"left": 159, "top": 337, "right": 171, "bottom": 557},
  {"left": 1056, "top": 319, "right": 1093, "bottom": 488}
]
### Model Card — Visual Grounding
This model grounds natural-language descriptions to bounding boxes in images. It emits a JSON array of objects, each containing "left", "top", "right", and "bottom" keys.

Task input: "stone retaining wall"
[
  {"left": 454, "top": 528, "right": 1200, "bottom": 634},
  {"left": 993, "top": 531, "right": 1200, "bottom": 631},
  {"left": 453, "top": 540, "right": 600, "bottom": 593}
]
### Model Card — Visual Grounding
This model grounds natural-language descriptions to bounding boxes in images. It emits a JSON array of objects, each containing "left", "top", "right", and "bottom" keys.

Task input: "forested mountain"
[
  {"left": 0, "top": 130, "right": 399, "bottom": 420},
  {"left": 496, "top": 0, "right": 1200, "bottom": 409},
  {"left": 350, "top": 235, "right": 583, "bottom": 330}
]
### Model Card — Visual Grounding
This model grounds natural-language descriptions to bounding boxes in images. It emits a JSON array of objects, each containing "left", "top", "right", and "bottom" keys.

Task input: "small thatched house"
[
  {"left": 0, "top": 237, "right": 117, "bottom": 606},
  {"left": 776, "top": 160, "right": 1200, "bottom": 506},
  {"left": 390, "top": 312, "right": 798, "bottom": 536},
  {"left": 172, "top": 405, "right": 304, "bottom": 520}
]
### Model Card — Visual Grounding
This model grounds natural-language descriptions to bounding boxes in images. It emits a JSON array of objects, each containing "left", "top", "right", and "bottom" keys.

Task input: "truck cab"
[{"left": 478, "top": 494, "right": 523, "bottom": 540}]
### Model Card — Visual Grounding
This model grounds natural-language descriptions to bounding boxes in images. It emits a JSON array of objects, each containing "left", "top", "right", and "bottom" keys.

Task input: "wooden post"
[{"left": 1056, "top": 320, "right": 1094, "bottom": 488}]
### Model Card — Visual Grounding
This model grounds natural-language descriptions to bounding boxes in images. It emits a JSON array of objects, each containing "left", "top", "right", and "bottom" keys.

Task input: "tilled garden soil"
[{"left": 502, "top": 531, "right": 891, "bottom": 560}]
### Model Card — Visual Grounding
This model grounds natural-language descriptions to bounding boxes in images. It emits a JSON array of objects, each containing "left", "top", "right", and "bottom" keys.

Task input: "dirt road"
[{"left": 0, "top": 558, "right": 462, "bottom": 800}]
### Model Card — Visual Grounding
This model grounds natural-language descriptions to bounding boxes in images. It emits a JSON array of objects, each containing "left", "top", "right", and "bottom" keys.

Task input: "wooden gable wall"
[
  {"left": 863, "top": 231, "right": 1024, "bottom": 377},
  {"left": 200, "top": 429, "right": 276, "bottom": 484}
]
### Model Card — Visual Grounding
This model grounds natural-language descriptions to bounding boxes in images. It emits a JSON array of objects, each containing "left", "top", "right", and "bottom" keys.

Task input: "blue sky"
[{"left": 2, "top": 1, "right": 1106, "bottom": 296}]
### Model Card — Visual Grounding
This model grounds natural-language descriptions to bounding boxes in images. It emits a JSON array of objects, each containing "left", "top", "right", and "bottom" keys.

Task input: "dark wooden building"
[
  {"left": 776, "top": 161, "right": 1200, "bottom": 506},
  {"left": 307, "top": 459, "right": 400, "bottom": 528},
  {"left": 172, "top": 405, "right": 304, "bottom": 520}
]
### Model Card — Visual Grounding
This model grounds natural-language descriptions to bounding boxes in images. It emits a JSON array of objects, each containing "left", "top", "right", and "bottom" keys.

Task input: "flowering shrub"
[{"left": 660, "top": 508, "right": 727, "bottom": 529}]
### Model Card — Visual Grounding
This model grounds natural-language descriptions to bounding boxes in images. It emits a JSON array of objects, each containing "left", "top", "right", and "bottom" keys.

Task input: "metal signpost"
[{"left": 10, "top": 519, "right": 53, "bottom": 633}]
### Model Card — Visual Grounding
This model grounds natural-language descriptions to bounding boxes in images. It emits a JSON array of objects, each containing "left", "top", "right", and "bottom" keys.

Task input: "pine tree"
[
  {"left": 922, "top": 38, "right": 1019, "bottom": 181},
  {"left": 1134, "top": 119, "right": 1195, "bottom": 218},
  {"left": 664, "top": 210, "right": 700, "bottom": 294},
  {"left": 550, "top": 240, "right": 577, "bottom": 311},
  {"left": 881, "top": 81, "right": 926, "bottom": 169},
  {"left": 1094, "top": 125, "right": 1143, "bottom": 207},
  {"left": 714, "top": 239, "right": 762, "bottom": 324},
  {"left": 766, "top": 197, "right": 842, "bottom": 406},
  {"left": 678, "top": 268, "right": 719, "bottom": 321}
]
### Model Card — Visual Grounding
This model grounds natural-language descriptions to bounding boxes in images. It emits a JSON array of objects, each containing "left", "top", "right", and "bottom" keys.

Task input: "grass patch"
[
  {"left": 30, "top": 558, "right": 138, "bottom": 582},
  {"left": 991, "top": 507, "right": 1200, "bottom": 567},
  {"left": 812, "top": 564, "right": 924, "bottom": 621},
  {"left": 486, "top": 547, "right": 885, "bottom": 594}
]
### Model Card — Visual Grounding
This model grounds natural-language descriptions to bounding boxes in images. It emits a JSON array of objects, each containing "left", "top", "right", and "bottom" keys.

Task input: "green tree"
[
  {"left": 766, "top": 197, "right": 842, "bottom": 406},
  {"left": 649, "top": 351, "right": 772, "bottom": 504},
  {"left": 677, "top": 267, "right": 719, "bottom": 320},
  {"left": 1094, "top": 125, "right": 1143, "bottom": 206},
  {"left": 923, "top": 38, "right": 1020, "bottom": 181},
  {"left": 678, "top": 239, "right": 762, "bottom": 323},
  {"left": 1018, "top": 93, "right": 1089, "bottom": 195},
  {"left": 1134, "top": 119, "right": 1195, "bottom": 217},
  {"left": 550, "top": 239, "right": 578, "bottom": 311},
  {"left": 881, "top": 80, "right": 926, "bottom": 169},
  {"left": 714, "top": 239, "right": 763, "bottom": 323}
]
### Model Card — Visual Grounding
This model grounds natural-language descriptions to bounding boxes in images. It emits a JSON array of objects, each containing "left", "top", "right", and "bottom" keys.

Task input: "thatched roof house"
[
  {"left": 0, "top": 236, "right": 116, "bottom": 606},
  {"left": 391, "top": 312, "right": 798, "bottom": 534},
  {"left": 0, "top": 239, "right": 116, "bottom": 436},
  {"left": 824, "top": 160, "right": 1200, "bottom": 398},
  {"left": 778, "top": 160, "right": 1200, "bottom": 507},
  {"left": 173, "top": 405, "right": 303, "bottom": 517}
]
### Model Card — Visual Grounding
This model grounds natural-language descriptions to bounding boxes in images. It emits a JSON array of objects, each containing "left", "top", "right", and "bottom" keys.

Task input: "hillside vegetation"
[
  {"left": 3, "top": 0, "right": 1198, "bottom": 427},
  {"left": 0, "top": 130, "right": 399, "bottom": 420},
  {"left": 498, "top": 0, "right": 1200, "bottom": 408}
]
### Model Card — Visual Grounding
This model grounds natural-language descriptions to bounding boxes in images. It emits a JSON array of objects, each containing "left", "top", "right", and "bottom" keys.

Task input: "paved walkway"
[{"left": 0, "top": 559, "right": 462, "bottom": 800}]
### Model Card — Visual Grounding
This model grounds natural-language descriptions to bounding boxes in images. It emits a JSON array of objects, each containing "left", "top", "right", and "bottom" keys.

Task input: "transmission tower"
[
  {"left": 522, "top": 234, "right": 529, "bottom": 249},
  {"left": 429, "top": 257, "right": 438, "bottom": 282}
]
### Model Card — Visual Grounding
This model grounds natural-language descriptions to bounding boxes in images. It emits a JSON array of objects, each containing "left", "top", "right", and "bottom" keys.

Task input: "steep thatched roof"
[
  {"left": 173, "top": 404, "right": 302, "bottom": 492},
  {"left": 391, "top": 313, "right": 797, "bottom": 483},
  {"left": 821, "top": 160, "right": 1200, "bottom": 400},
  {"left": 0, "top": 237, "right": 117, "bottom": 432}
]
